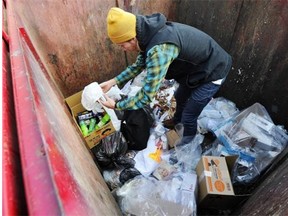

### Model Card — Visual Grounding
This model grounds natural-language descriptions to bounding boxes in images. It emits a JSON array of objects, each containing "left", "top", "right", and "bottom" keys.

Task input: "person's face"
[{"left": 117, "top": 38, "right": 139, "bottom": 52}]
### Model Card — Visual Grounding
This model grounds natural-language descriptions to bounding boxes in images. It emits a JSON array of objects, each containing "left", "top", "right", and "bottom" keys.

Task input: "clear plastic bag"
[
  {"left": 214, "top": 103, "right": 288, "bottom": 184},
  {"left": 197, "top": 97, "right": 239, "bottom": 133},
  {"left": 116, "top": 175, "right": 197, "bottom": 216},
  {"left": 133, "top": 134, "right": 164, "bottom": 177},
  {"left": 174, "top": 134, "right": 204, "bottom": 172}
]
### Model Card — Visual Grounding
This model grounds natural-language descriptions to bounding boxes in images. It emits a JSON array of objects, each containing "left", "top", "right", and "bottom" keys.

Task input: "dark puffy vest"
[{"left": 142, "top": 21, "right": 232, "bottom": 87}]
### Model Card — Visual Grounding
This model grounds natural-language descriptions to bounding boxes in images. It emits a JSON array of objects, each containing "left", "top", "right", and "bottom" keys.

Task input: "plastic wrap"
[
  {"left": 116, "top": 175, "right": 197, "bottom": 216},
  {"left": 103, "top": 168, "right": 123, "bottom": 190},
  {"left": 120, "top": 70, "right": 147, "bottom": 97}
]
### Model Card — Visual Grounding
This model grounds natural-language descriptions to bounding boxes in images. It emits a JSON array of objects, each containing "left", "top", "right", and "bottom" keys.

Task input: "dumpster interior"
[{"left": 3, "top": 0, "right": 288, "bottom": 215}]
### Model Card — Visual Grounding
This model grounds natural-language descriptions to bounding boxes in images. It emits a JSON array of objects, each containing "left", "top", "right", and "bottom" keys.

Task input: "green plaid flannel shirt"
[{"left": 115, "top": 43, "right": 179, "bottom": 110}]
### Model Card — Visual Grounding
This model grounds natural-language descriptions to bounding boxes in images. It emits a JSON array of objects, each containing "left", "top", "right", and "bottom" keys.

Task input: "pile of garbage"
[
  {"left": 205, "top": 102, "right": 288, "bottom": 185},
  {"left": 82, "top": 71, "right": 288, "bottom": 215}
]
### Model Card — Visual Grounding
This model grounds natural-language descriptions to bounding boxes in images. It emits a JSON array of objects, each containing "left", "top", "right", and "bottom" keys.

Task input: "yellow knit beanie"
[{"left": 107, "top": 7, "right": 136, "bottom": 44}]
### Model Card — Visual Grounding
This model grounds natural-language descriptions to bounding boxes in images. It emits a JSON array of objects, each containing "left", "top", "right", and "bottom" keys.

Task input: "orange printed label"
[{"left": 214, "top": 180, "right": 225, "bottom": 192}]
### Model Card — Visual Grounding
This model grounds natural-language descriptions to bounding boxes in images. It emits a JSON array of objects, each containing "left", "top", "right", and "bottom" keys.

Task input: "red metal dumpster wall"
[
  {"left": 2, "top": 28, "right": 27, "bottom": 216},
  {"left": 7, "top": 1, "right": 122, "bottom": 215}
]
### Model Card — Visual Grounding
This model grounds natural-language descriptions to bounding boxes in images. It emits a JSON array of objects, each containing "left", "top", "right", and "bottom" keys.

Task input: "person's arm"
[
  {"left": 99, "top": 53, "right": 145, "bottom": 93},
  {"left": 114, "top": 53, "right": 146, "bottom": 87},
  {"left": 99, "top": 93, "right": 116, "bottom": 109},
  {"left": 99, "top": 78, "right": 117, "bottom": 93},
  {"left": 116, "top": 44, "right": 179, "bottom": 110}
]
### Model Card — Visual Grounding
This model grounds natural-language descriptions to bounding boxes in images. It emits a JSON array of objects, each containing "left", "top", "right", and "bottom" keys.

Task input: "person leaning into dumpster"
[{"left": 100, "top": 7, "right": 232, "bottom": 145}]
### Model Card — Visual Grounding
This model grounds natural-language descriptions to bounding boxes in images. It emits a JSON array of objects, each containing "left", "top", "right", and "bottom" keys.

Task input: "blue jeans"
[{"left": 174, "top": 82, "right": 221, "bottom": 136}]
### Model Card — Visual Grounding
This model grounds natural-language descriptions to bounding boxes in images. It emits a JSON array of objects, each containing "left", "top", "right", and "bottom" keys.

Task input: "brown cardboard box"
[
  {"left": 165, "top": 129, "right": 181, "bottom": 148},
  {"left": 196, "top": 155, "right": 249, "bottom": 210},
  {"left": 65, "top": 91, "right": 115, "bottom": 149}
]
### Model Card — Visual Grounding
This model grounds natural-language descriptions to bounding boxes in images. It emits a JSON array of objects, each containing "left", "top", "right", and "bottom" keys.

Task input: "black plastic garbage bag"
[
  {"left": 103, "top": 167, "right": 142, "bottom": 190},
  {"left": 119, "top": 168, "right": 141, "bottom": 184},
  {"left": 103, "top": 168, "right": 123, "bottom": 190},
  {"left": 95, "top": 131, "right": 128, "bottom": 169},
  {"left": 114, "top": 156, "right": 135, "bottom": 168},
  {"left": 120, "top": 106, "right": 154, "bottom": 150}
]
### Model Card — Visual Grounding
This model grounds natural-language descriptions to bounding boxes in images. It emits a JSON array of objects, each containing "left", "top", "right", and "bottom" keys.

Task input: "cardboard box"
[
  {"left": 165, "top": 129, "right": 181, "bottom": 148},
  {"left": 65, "top": 90, "right": 115, "bottom": 149},
  {"left": 196, "top": 155, "right": 249, "bottom": 210}
]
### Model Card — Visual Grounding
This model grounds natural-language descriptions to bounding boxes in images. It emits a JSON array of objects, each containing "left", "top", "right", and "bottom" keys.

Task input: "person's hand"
[
  {"left": 99, "top": 79, "right": 116, "bottom": 93},
  {"left": 99, "top": 94, "right": 116, "bottom": 109}
]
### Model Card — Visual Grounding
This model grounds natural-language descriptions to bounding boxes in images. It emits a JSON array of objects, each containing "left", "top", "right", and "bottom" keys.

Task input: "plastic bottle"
[
  {"left": 79, "top": 120, "right": 89, "bottom": 136},
  {"left": 95, "top": 113, "right": 110, "bottom": 130},
  {"left": 88, "top": 118, "right": 97, "bottom": 133}
]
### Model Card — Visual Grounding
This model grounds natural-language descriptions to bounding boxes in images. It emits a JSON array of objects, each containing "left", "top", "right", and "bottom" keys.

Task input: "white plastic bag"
[
  {"left": 133, "top": 134, "right": 162, "bottom": 177},
  {"left": 81, "top": 82, "right": 121, "bottom": 131}
]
